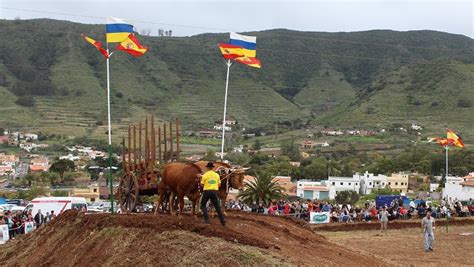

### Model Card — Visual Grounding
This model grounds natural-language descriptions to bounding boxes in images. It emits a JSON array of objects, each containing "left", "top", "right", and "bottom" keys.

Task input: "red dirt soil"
[
  {"left": 0, "top": 210, "right": 388, "bottom": 266},
  {"left": 311, "top": 217, "right": 474, "bottom": 232}
]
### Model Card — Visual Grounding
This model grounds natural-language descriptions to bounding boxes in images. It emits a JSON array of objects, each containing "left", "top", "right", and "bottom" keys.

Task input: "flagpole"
[
  {"left": 220, "top": 59, "right": 232, "bottom": 160},
  {"left": 106, "top": 49, "right": 115, "bottom": 214},
  {"left": 445, "top": 145, "right": 449, "bottom": 178}
]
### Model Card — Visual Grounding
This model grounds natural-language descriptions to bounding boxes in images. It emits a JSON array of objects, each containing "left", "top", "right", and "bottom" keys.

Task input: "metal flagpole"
[
  {"left": 220, "top": 59, "right": 232, "bottom": 160},
  {"left": 106, "top": 49, "right": 115, "bottom": 214},
  {"left": 445, "top": 145, "right": 449, "bottom": 178}
]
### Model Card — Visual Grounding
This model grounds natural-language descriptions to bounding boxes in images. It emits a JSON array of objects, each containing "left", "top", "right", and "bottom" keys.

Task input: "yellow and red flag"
[
  {"left": 447, "top": 129, "right": 465, "bottom": 148},
  {"left": 234, "top": 56, "right": 262, "bottom": 68},
  {"left": 429, "top": 137, "right": 449, "bottom": 146},
  {"left": 218, "top": 43, "right": 245, "bottom": 60},
  {"left": 82, "top": 34, "right": 109, "bottom": 58},
  {"left": 116, "top": 34, "right": 148, "bottom": 57}
]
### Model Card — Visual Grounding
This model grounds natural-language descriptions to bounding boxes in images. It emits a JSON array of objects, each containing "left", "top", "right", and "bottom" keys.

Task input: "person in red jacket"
[{"left": 283, "top": 202, "right": 290, "bottom": 215}]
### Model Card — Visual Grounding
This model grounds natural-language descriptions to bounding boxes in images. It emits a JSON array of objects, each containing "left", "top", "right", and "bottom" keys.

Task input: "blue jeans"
[{"left": 424, "top": 231, "right": 434, "bottom": 250}]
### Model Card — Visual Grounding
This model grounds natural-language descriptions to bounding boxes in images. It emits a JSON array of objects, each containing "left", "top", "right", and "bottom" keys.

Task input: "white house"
[
  {"left": 60, "top": 154, "right": 81, "bottom": 161},
  {"left": 296, "top": 180, "right": 330, "bottom": 200},
  {"left": 213, "top": 125, "right": 231, "bottom": 131},
  {"left": 430, "top": 183, "right": 440, "bottom": 192},
  {"left": 411, "top": 124, "right": 423, "bottom": 131},
  {"left": 443, "top": 173, "right": 474, "bottom": 201},
  {"left": 355, "top": 171, "right": 387, "bottom": 195},
  {"left": 327, "top": 176, "right": 360, "bottom": 199},
  {"left": 24, "top": 133, "right": 38, "bottom": 140}
]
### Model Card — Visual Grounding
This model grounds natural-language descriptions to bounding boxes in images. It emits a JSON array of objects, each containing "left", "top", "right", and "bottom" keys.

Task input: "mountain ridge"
[{"left": 0, "top": 18, "right": 472, "bottom": 141}]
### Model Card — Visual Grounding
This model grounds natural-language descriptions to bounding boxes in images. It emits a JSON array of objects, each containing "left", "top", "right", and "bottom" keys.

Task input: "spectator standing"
[
  {"left": 283, "top": 202, "right": 290, "bottom": 216},
  {"left": 380, "top": 206, "right": 389, "bottom": 233},
  {"left": 421, "top": 210, "right": 435, "bottom": 252},
  {"left": 34, "top": 209, "right": 45, "bottom": 228}
]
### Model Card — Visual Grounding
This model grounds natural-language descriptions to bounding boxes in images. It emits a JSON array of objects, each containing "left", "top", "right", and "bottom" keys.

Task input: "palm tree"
[{"left": 238, "top": 173, "right": 285, "bottom": 205}]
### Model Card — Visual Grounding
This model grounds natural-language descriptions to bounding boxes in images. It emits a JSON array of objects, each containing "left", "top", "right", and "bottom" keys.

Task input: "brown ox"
[
  {"left": 195, "top": 161, "right": 247, "bottom": 214},
  {"left": 157, "top": 162, "right": 201, "bottom": 216}
]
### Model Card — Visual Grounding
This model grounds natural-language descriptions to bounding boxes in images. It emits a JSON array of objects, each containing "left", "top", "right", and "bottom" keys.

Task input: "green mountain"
[{"left": 0, "top": 19, "right": 473, "bottom": 141}]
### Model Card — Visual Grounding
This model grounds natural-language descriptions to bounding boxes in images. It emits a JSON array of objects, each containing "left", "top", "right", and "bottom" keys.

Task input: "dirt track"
[
  {"left": 0, "top": 210, "right": 387, "bottom": 266},
  {"left": 321, "top": 225, "right": 474, "bottom": 266},
  {"left": 311, "top": 217, "right": 474, "bottom": 232}
]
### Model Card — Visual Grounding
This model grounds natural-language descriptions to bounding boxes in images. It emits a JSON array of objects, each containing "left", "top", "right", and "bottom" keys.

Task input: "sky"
[{"left": 1, "top": 0, "right": 473, "bottom": 38}]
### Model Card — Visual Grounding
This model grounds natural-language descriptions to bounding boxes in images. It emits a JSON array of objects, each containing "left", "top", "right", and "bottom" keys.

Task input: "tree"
[
  {"left": 49, "top": 159, "right": 75, "bottom": 182},
  {"left": 253, "top": 139, "right": 262, "bottom": 150},
  {"left": 15, "top": 96, "right": 35, "bottom": 106},
  {"left": 201, "top": 149, "right": 218, "bottom": 161},
  {"left": 238, "top": 173, "right": 285, "bottom": 205},
  {"left": 335, "top": 190, "right": 360, "bottom": 205},
  {"left": 340, "top": 164, "right": 353, "bottom": 177},
  {"left": 281, "top": 139, "right": 301, "bottom": 161}
]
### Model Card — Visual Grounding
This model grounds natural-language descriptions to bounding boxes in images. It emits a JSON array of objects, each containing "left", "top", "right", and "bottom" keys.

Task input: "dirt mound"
[
  {"left": 0, "top": 211, "right": 387, "bottom": 266},
  {"left": 311, "top": 217, "right": 474, "bottom": 232}
]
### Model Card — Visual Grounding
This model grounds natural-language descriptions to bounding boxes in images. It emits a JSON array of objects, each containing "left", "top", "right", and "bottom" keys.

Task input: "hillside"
[{"left": 0, "top": 19, "right": 473, "bottom": 140}]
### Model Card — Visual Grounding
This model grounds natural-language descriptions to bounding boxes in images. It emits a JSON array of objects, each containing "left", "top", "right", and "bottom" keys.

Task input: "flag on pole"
[
  {"left": 234, "top": 56, "right": 262, "bottom": 68},
  {"left": 230, "top": 32, "right": 257, "bottom": 57},
  {"left": 219, "top": 32, "right": 262, "bottom": 68},
  {"left": 429, "top": 137, "right": 449, "bottom": 146},
  {"left": 447, "top": 129, "right": 465, "bottom": 148},
  {"left": 82, "top": 34, "right": 109, "bottom": 58},
  {"left": 218, "top": 43, "right": 245, "bottom": 59},
  {"left": 106, "top": 17, "right": 134, "bottom": 43},
  {"left": 116, "top": 34, "right": 148, "bottom": 57}
]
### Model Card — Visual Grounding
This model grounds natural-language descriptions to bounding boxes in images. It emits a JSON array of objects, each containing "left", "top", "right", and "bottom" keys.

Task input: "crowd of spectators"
[
  {"left": 0, "top": 209, "right": 56, "bottom": 239},
  {"left": 226, "top": 197, "right": 474, "bottom": 223}
]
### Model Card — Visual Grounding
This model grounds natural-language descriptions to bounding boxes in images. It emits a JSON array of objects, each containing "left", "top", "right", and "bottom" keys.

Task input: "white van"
[{"left": 25, "top": 197, "right": 87, "bottom": 216}]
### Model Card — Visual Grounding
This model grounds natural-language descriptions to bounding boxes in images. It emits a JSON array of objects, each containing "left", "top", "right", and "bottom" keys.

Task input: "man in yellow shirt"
[{"left": 200, "top": 162, "right": 226, "bottom": 226}]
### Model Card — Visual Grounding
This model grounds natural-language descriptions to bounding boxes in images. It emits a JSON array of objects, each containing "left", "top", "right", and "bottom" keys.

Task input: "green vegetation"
[
  {"left": 335, "top": 190, "right": 360, "bottom": 205},
  {"left": 49, "top": 159, "right": 75, "bottom": 181},
  {"left": 0, "top": 19, "right": 472, "bottom": 143},
  {"left": 238, "top": 174, "right": 285, "bottom": 205}
]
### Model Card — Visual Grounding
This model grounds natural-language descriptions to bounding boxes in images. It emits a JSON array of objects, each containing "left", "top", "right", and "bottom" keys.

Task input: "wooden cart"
[{"left": 118, "top": 116, "right": 180, "bottom": 212}]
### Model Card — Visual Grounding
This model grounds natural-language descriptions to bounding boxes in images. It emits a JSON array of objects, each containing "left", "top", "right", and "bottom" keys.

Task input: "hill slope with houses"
[{"left": 0, "top": 19, "right": 473, "bottom": 140}]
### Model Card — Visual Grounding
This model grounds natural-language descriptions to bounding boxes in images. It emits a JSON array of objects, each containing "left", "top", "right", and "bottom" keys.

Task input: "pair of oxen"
[{"left": 156, "top": 161, "right": 247, "bottom": 216}]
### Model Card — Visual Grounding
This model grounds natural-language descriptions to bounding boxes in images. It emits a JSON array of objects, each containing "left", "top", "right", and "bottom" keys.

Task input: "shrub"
[
  {"left": 15, "top": 96, "right": 35, "bottom": 106},
  {"left": 458, "top": 99, "right": 471, "bottom": 108}
]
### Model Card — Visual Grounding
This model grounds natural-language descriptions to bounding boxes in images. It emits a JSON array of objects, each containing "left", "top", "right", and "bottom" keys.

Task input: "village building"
[
  {"left": 296, "top": 180, "right": 330, "bottom": 200},
  {"left": 0, "top": 153, "right": 19, "bottom": 167},
  {"left": 70, "top": 184, "right": 100, "bottom": 202},
  {"left": 213, "top": 125, "right": 231, "bottom": 131},
  {"left": 326, "top": 176, "right": 360, "bottom": 199},
  {"left": 320, "top": 129, "right": 344, "bottom": 136},
  {"left": 301, "top": 140, "right": 330, "bottom": 149},
  {"left": 356, "top": 171, "right": 387, "bottom": 195},
  {"left": 272, "top": 176, "right": 297, "bottom": 197},
  {"left": 386, "top": 172, "right": 409, "bottom": 193},
  {"left": 290, "top": 161, "right": 301, "bottom": 167},
  {"left": 0, "top": 165, "right": 15, "bottom": 177},
  {"left": 443, "top": 173, "right": 474, "bottom": 201},
  {"left": 29, "top": 156, "right": 50, "bottom": 173}
]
